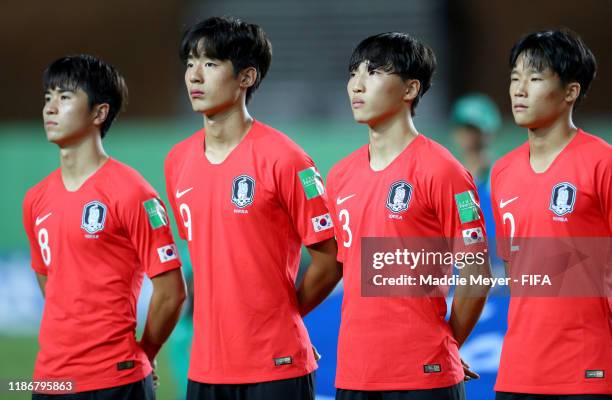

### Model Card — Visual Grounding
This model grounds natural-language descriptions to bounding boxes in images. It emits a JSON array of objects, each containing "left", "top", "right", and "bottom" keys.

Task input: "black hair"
[
  {"left": 348, "top": 32, "right": 437, "bottom": 116},
  {"left": 180, "top": 16, "right": 272, "bottom": 104},
  {"left": 509, "top": 29, "right": 597, "bottom": 105},
  {"left": 43, "top": 54, "right": 127, "bottom": 139}
]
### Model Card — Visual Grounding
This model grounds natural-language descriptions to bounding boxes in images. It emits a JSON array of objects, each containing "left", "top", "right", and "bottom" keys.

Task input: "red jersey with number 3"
[
  {"left": 326, "top": 134, "right": 488, "bottom": 390},
  {"left": 22, "top": 158, "right": 181, "bottom": 393},
  {"left": 164, "top": 120, "right": 334, "bottom": 384},
  {"left": 491, "top": 129, "right": 612, "bottom": 395}
]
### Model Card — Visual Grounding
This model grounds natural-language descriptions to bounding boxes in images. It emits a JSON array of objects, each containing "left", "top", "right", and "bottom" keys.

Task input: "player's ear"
[
  {"left": 92, "top": 103, "right": 110, "bottom": 126},
  {"left": 564, "top": 81, "right": 580, "bottom": 104},
  {"left": 239, "top": 67, "right": 257, "bottom": 89},
  {"left": 403, "top": 79, "right": 420, "bottom": 102}
]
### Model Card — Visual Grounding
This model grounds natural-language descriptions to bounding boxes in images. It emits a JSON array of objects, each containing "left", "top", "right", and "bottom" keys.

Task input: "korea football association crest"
[
  {"left": 386, "top": 180, "right": 413, "bottom": 213},
  {"left": 81, "top": 200, "right": 107, "bottom": 234},
  {"left": 231, "top": 175, "right": 255, "bottom": 208},
  {"left": 549, "top": 182, "right": 577, "bottom": 216}
]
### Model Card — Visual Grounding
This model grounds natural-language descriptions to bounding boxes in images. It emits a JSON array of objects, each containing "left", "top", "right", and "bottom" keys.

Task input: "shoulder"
[
  {"left": 104, "top": 159, "right": 158, "bottom": 202},
  {"left": 327, "top": 145, "right": 368, "bottom": 186},
  {"left": 491, "top": 142, "right": 527, "bottom": 182},
  {"left": 23, "top": 170, "right": 59, "bottom": 207},
  {"left": 165, "top": 129, "right": 202, "bottom": 167},
  {"left": 417, "top": 136, "right": 470, "bottom": 181},
  {"left": 574, "top": 129, "right": 611, "bottom": 161},
  {"left": 252, "top": 121, "right": 313, "bottom": 165}
]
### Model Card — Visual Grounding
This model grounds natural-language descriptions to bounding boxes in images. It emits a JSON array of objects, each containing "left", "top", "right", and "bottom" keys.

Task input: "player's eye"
[
  {"left": 204, "top": 62, "right": 217, "bottom": 68},
  {"left": 44, "top": 96, "right": 51, "bottom": 102},
  {"left": 186, "top": 62, "right": 194, "bottom": 68},
  {"left": 60, "top": 95, "right": 70, "bottom": 100},
  {"left": 349, "top": 72, "right": 356, "bottom": 78},
  {"left": 530, "top": 77, "right": 542, "bottom": 81},
  {"left": 368, "top": 69, "right": 380, "bottom": 76}
]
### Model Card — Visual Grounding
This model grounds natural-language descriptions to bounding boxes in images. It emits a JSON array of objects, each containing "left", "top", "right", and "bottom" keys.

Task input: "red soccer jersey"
[
  {"left": 22, "top": 158, "right": 181, "bottom": 393},
  {"left": 491, "top": 129, "right": 612, "bottom": 395},
  {"left": 164, "top": 120, "right": 334, "bottom": 384},
  {"left": 326, "top": 134, "right": 488, "bottom": 390}
]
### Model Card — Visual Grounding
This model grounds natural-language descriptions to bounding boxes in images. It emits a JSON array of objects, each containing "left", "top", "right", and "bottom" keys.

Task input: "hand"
[
  {"left": 462, "top": 358, "right": 479, "bottom": 381},
  {"left": 150, "top": 358, "right": 160, "bottom": 389},
  {"left": 312, "top": 345, "right": 322, "bottom": 361}
]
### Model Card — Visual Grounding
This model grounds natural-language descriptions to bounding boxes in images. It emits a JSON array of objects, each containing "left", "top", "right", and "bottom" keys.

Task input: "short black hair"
[
  {"left": 348, "top": 32, "right": 437, "bottom": 116},
  {"left": 509, "top": 29, "right": 597, "bottom": 105},
  {"left": 43, "top": 54, "right": 127, "bottom": 139},
  {"left": 180, "top": 16, "right": 272, "bottom": 104}
]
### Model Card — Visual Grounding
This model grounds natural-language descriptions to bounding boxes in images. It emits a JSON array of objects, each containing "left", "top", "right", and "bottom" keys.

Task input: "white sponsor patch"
[
  {"left": 462, "top": 227, "right": 484, "bottom": 245},
  {"left": 157, "top": 244, "right": 179, "bottom": 263},
  {"left": 312, "top": 213, "right": 333, "bottom": 232}
]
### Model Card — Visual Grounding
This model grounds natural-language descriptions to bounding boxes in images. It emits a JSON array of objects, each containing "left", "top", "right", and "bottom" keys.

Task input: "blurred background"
[{"left": 0, "top": 1, "right": 610, "bottom": 399}]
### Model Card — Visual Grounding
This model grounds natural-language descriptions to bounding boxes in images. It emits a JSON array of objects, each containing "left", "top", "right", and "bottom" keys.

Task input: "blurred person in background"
[{"left": 451, "top": 93, "right": 502, "bottom": 266}]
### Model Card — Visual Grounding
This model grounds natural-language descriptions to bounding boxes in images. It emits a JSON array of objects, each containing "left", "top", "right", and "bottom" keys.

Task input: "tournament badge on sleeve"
[
  {"left": 143, "top": 198, "right": 169, "bottom": 229},
  {"left": 81, "top": 200, "right": 107, "bottom": 234}
]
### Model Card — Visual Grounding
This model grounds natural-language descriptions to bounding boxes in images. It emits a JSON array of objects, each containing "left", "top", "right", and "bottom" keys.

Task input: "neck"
[
  {"left": 368, "top": 109, "right": 419, "bottom": 171},
  {"left": 58, "top": 131, "right": 108, "bottom": 189},
  {"left": 527, "top": 111, "right": 577, "bottom": 158},
  {"left": 203, "top": 101, "right": 253, "bottom": 150}
]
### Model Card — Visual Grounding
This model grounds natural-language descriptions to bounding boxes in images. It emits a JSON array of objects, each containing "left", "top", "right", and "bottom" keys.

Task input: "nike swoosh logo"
[
  {"left": 35, "top": 212, "right": 52, "bottom": 226},
  {"left": 337, "top": 194, "right": 356, "bottom": 205},
  {"left": 499, "top": 196, "right": 519, "bottom": 209},
  {"left": 176, "top": 187, "right": 193, "bottom": 199}
]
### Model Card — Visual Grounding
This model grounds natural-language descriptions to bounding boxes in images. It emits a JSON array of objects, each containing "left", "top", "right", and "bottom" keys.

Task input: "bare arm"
[
  {"left": 449, "top": 257, "right": 492, "bottom": 348},
  {"left": 296, "top": 238, "right": 342, "bottom": 316},
  {"left": 139, "top": 268, "right": 187, "bottom": 361},
  {"left": 35, "top": 273, "right": 47, "bottom": 298}
]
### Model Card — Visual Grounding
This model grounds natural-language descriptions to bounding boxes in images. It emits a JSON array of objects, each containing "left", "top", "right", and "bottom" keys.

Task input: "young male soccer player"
[
  {"left": 22, "top": 55, "right": 186, "bottom": 399},
  {"left": 164, "top": 17, "right": 340, "bottom": 400},
  {"left": 492, "top": 29, "right": 612, "bottom": 399},
  {"left": 325, "top": 32, "right": 492, "bottom": 400}
]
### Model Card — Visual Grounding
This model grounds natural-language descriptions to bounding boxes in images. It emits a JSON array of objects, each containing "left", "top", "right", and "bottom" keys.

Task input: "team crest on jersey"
[
  {"left": 386, "top": 180, "right": 413, "bottom": 213},
  {"left": 231, "top": 175, "right": 255, "bottom": 208},
  {"left": 549, "top": 182, "right": 577, "bottom": 216},
  {"left": 81, "top": 201, "right": 107, "bottom": 234}
]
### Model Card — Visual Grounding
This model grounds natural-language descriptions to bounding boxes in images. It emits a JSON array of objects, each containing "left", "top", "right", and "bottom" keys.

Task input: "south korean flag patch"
[
  {"left": 462, "top": 227, "right": 484, "bottom": 245},
  {"left": 549, "top": 182, "right": 577, "bottom": 216},
  {"left": 157, "top": 244, "right": 179, "bottom": 263},
  {"left": 312, "top": 213, "right": 333, "bottom": 232}
]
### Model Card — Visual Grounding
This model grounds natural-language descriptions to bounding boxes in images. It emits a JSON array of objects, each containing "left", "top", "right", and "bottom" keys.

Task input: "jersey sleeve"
[
  {"left": 22, "top": 191, "right": 47, "bottom": 275},
  {"left": 325, "top": 169, "right": 345, "bottom": 263},
  {"left": 427, "top": 160, "right": 489, "bottom": 256},
  {"left": 490, "top": 166, "right": 510, "bottom": 262},
  {"left": 594, "top": 152, "right": 612, "bottom": 233},
  {"left": 164, "top": 155, "right": 187, "bottom": 241},
  {"left": 119, "top": 179, "right": 182, "bottom": 278},
  {"left": 275, "top": 149, "right": 335, "bottom": 246}
]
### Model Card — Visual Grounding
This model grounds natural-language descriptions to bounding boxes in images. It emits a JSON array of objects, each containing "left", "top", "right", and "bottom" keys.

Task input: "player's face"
[
  {"left": 43, "top": 87, "right": 96, "bottom": 145},
  {"left": 348, "top": 61, "right": 409, "bottom": 126},
  {"left": 509, "top": 54, "right": 569, "bottom": 130},
  {"left": 185, "top": 50, "right": 242, "bottom": 117}
]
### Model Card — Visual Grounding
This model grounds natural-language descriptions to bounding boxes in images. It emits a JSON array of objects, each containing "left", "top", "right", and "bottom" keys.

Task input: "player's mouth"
[
  {"left": 513, "top": 104, "right": 528, "bottom": 112},
  {"left": 45, "top": 121, "right": 58, "bottom": 126},
  {"left": 190, "top": 90, "right": 205, "bottom": 98},
  {"left": 351, "top": 98, "right": 365, "bottom": 109}
]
